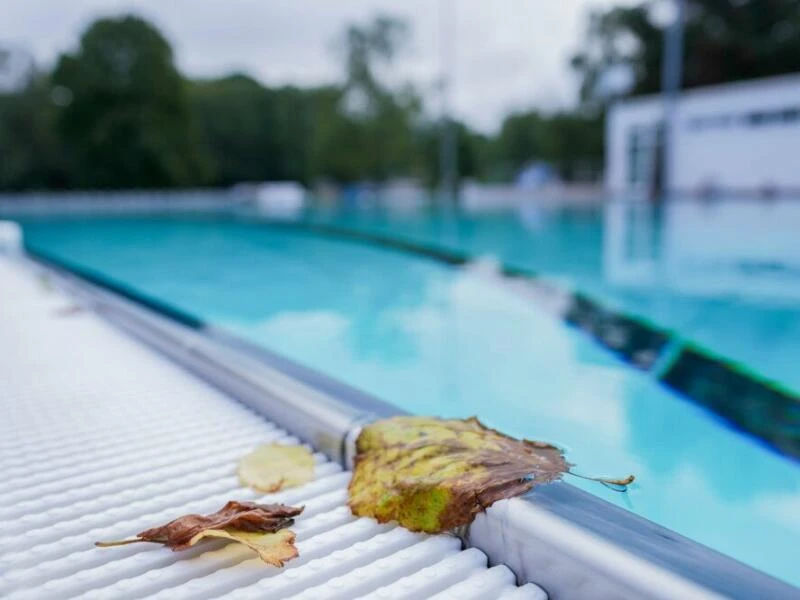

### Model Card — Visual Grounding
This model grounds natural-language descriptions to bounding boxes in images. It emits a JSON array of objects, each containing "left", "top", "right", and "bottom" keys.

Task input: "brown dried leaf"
[
  {"left": 188, "top": 528, "right": 298, "bottom": 567},
  {"left": 348, "top": 416, "right": 571, "bottom": 533},
  {"left": 96, "top": 501, "right": 303, "bottom": 564},
  {"left": 238, "top": 444, "right": 315, "bottom": 493}
]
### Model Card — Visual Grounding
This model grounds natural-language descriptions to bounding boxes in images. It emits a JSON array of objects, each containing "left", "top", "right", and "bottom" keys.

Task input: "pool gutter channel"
[{"left": 23, "top": 252, "right": 798, "bottom": 600}]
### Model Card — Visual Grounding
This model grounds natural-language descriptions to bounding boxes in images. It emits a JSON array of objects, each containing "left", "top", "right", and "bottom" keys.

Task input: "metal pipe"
[
  {"left": 438, "top": 0, "right": 458, "bottom": 206},
  {"left": 660, "top": 0, "right": 686, "bottom": 199}
]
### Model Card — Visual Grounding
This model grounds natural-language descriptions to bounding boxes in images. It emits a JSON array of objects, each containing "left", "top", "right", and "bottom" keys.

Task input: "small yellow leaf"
[
  {"left": 188, "top": 528, "right": 299, "bottom": 567},
  {"left": 238, "top": 444, "right": 315, "bottom": 493}
]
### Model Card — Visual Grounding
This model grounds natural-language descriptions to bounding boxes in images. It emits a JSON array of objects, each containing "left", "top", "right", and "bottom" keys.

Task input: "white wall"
[{"left": 607, "top": 74, "right": 800, "bottom": 194}]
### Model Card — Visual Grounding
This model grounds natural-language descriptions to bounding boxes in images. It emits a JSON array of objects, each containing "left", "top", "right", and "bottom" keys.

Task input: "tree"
[
  {"left": 308, "top": 86, "right": 369, "bottom": 184},
  {"left": 0, "top": 77, "right": 67, "bottom": 190},
  {"left": 536, "top": 112, "right": 604, "bottom": 181},
  {"left": 189, "top": 75, "right": 317, "bottom": 185},
  {"left": 51, "top": 15, "right": 212, "bottom": 188},
  {"left": 489, "top": 110, "right": 604, "bottom": 182},
  {"left": 188, "top": 16, "right": 421, "bottom": 188},
  {"left": 572, "top": 0, "right": 800, "bottom": 105},
  {"left": 341, "top": 16, "right": 409, "bottom": 100},
  {"left": 494, "top": 112, "right": 546, "bottom": 179},
  {"left": 189, "top": 75, "right": 272, "bottom": 185},
  {"left": 330, "top": 15, "right": 420, "bottom": 183},
  {"left": 419, "top": 121, "right": 486, "bottom": 187},
  {"left": 0, "top": 44, "right": 67, "bottom": 190}
]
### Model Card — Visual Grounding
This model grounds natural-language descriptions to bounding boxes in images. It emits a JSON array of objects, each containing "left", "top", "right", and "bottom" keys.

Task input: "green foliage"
[
  {"left": 497, "top": 112, "right": 545, "bottom": 171},
  {"left": 340, "top": 15, "right": 410, "bottom": 97},
  {"left": 572, "top": 0, "right": 800, "bottom": 104},
  {"left": 188, "top": 15, "right": 419, "bottom": 187},
  {"left": 6, "top": 5, "right": 798, "bottom": 193},
  {"left": 492, "top": 110, "right": 604, "bottom": 181},
  {"left": 307, "top": 87, "right": 366, "bottom": 183},
  {"left": 0, "top": 14, "right": 615, "bottom": 192},
  {"left": 419, "top": 121, "right": 486, "bottom": 187},
  {"left": 189, "top": 75, "right": 315, "bottom": 185},
  {"left": 333, "top": 15, "right": 420, "bottom": 183},
  {"left": 51, "top": 15, "right": 212, "bottom": 188},
  {"left": 0, "top": 77, "right": 66, "bottom": 189}
]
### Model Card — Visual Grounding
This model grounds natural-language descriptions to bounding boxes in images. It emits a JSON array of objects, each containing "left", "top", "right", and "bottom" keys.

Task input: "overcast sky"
[{"left": 2, "top": 0, "right": 625, "bottom": 132}]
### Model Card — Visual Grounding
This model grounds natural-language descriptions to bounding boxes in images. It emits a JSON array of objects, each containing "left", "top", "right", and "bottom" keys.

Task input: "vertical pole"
[
  {"left": 439, "top": 0, "right": 458, "bottom": 208},
  {"left": 660, "top": 0, "right": 686, "bottom": 200}
]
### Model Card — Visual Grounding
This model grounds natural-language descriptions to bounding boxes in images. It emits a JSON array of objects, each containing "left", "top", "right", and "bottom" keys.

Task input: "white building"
[{"left": 606, "top": 73, "right": 800, "bottom": 196}]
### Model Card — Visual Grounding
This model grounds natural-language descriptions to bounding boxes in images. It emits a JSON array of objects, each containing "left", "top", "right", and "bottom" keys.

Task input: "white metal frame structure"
[{"left": 606, "top": 73, "right": 800, "bottom": 196}]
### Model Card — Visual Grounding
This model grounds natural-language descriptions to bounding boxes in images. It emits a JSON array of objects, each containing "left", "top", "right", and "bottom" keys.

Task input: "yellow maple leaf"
[{"left": 238, "top": 443, "right": 315, "bottom": 493}]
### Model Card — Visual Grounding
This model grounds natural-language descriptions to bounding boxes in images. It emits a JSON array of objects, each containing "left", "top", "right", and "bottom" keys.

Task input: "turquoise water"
[
  {"left": 307, "top": 201, "right": 800, "bottom": 395},
  {"left": 17, "top": 212, "right": 800, "bottom": 586}
]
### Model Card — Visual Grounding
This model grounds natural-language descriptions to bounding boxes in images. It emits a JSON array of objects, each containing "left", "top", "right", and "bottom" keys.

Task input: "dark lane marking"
[{"left": 662, "top": 348, "right": 800, "bottom": 458}]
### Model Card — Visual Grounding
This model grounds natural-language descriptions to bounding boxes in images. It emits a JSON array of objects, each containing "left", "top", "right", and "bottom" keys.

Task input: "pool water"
[
  {"left": 306, "top": 201, "right": 800, "bottom": 395},
  {"left": 17, "top": 211, "right": 800, "bottom": 587}
]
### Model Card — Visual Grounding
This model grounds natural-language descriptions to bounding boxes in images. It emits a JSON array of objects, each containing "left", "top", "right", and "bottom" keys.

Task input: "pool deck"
[{"left": 0, "top": 255, "right": 545, "bottom": 599}]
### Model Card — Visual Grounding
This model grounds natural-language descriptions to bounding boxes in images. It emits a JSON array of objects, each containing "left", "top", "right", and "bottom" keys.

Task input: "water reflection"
[
  {"left": 601, "top": 199, "right": 800, "bottom": 393},
  {"left": 604, "top": 198, "right": 800, "bottom": 303},
  {"left": 308, "top": 199, "right": 800, "bottom": 393}
]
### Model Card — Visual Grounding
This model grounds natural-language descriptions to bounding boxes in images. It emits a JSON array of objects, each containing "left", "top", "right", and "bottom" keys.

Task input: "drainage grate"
[{"left": 0, "top": 258, "right": 544, "bottom": 599}]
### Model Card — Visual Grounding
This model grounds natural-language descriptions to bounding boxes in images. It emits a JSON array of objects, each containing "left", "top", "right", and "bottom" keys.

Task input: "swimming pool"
[
  {"left": 16, "top": 209, "right": 800, "bottom": 587},
  {"left": 305, "top": 201, "right": 800, "bottom": 396}
]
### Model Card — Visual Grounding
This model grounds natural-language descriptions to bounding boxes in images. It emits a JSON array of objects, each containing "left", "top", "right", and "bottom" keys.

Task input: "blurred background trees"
[
  {"left": 312, "top": 15, "right": 421, "bottom": 185},
  {"left": 188, "top": 75, "right": 314, "bottom": 186},
  {"left": 1, "top": 1, "right": 798, "bottom": 192},
  {"left": 51, "top": 16, "right": 211, "bottom": 189},
  {"left": 571, "top": 0, "right": 800, "bottom": 106},
  {"left": 0, "top": 46, "right": 66, "bottom": 190},
  {"left": 0, "top": 75, "right": 65, "bottom": 190}
]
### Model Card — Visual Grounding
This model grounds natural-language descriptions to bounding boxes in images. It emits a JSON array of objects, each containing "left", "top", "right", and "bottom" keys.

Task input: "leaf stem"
[
  {"left": 567, "top": 471, "right": 635, "bottom": 491},
  {"left": 95, "top": 537, "right": 146, "bottom": 547}
]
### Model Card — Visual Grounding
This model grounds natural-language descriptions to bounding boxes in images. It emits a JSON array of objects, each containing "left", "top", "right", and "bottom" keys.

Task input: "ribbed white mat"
[{"left": 0, "top": 257, "right": 545, "bottom": 600}]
